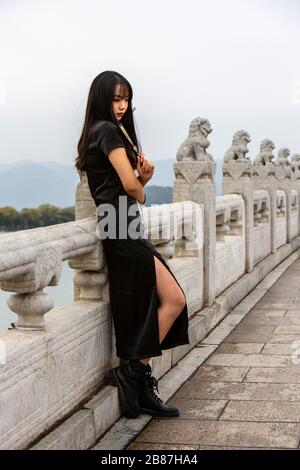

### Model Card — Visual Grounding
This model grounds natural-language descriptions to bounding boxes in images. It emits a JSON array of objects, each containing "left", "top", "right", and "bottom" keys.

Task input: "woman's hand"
[{"left": 136, "top": 152, "right": 154, "bottom": 183}]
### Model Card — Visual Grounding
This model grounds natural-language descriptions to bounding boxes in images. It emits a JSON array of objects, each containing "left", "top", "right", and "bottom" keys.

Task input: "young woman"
[{"left": 75, "top": 70, "right": 189, "bottom": 419}]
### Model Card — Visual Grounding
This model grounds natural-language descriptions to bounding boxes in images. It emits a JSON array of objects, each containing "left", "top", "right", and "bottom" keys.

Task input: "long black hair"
[{"left": 75, "top": 70, "right": 141, "bottom": 171}]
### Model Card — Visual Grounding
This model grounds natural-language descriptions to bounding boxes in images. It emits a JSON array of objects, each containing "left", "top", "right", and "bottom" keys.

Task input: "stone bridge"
[{"left": 1, "top": 119, "right": 300, "bottom": 449}]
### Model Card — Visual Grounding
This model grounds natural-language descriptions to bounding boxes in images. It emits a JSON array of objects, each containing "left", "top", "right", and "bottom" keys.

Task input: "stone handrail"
[
  {"left": 216, "top": 194, "right": 244, "bottom": 242},
  {"left": 0, "top": 202, "right": 203, "bottom": 330},
  {"left": 142, "top": 201, "right": 203, "bottom": 258},
  {"left": 1, "top": 116, "right": 300, "bottom": 450},
  {"left": 0, "top": 199, "right": 204, "bottom": 449},
  {"left": 0, "top": 219, "right": 103, "bottom": 329}
]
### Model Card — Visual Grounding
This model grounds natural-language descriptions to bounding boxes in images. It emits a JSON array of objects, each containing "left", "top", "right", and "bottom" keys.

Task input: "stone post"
[
  {"left": 222, "top": 130, "right": 254, "bottom": 272},
  {"left": 253, "top": 139, "right": 277, "bottom": 253},
  {"left": 274, "top": 148, "right": 293, "bottom": 242},
  {"left": 172, "top": 117, "right": 216, "bottom": 306},
  {"left": 69, "top": 170, "right": 109, "bottom": 303}
]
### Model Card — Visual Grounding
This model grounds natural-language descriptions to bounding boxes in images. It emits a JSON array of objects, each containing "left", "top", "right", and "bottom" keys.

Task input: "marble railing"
[
  {"left": 0, "top": 201, "right": 203, "bottom": 449},
  {"left": 0, "top": 219, "right": 102, "bottom": 329},
  {"left": 1, "top": 119, "right": 300, "bottom": 449}
]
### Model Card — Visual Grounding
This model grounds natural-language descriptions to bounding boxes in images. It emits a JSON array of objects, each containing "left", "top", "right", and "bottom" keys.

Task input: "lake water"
[{"left": 0, "top": 260, "right": 74, "bottom": 331}]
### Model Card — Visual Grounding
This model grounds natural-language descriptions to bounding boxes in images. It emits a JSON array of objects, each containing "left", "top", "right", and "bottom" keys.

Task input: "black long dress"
[{"left": 84, "top": 120, "right": 189, "bottom": 360}]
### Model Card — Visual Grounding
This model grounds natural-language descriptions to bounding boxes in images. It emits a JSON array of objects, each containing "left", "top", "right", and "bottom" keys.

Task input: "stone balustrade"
[
  {"left": 0, "top": 219, "right": 102, "bottom": 329},
  {"left": 215, "top": 194, "right": 244, "bottom": 296},
  {"left": 1, "top": 116, "right": 300, "bottom": 449}
]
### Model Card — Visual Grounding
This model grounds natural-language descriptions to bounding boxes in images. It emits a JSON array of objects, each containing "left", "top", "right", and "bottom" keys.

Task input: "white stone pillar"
[
  {"left": 222, "top": 130, "right": 254, "bottom": 272},
  {"left": 70, "top": 170, "right": 109, "bottom": 303},
  {"left": 173, "top": 117, "right": 216, "bottom": 306}
]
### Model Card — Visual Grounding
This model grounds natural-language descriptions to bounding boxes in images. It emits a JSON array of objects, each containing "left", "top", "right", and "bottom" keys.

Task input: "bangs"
[{"left": 114, "top": 81, "right": 130, "bottom": 99}]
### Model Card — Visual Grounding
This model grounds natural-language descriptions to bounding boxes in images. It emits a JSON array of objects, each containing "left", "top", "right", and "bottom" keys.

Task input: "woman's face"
[{"left": 112, "top": 84, "right": 129, "bottom": 122}]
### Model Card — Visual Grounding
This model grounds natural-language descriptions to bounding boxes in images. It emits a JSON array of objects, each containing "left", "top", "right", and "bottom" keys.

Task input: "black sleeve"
[{"left": 98, "top": 122, "right": 126, "bottom": 157}]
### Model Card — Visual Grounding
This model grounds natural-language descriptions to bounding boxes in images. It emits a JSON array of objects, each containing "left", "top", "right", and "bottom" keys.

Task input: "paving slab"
[
  {"left": 134, "top": 420, "right": 300, "bottom": 449},
  {"left": 246, "top": 367, "right": 300, "bottom": 383},
  {"left": 174, "top": 381, "right": 300, "bottom": 401},
  {"left": 190, "top": 365, "right": 250, "bottom": 382},
  {"left": 220, "top": 400, "right": 300, "bottom": 422}
]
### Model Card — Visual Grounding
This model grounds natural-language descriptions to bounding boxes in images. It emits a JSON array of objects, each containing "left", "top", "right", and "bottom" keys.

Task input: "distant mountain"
[
  {"left": 0, "top": 162, "right": 78, "bottom": 210},
  {"left": 0, "top": 158, "right": 222, "bottom": 210},
  {"left": 144, "top": 186, "right": 173, "bottom": 206},
  {"left": 0, "top": 160, "right": 38, "bottom": 172}
]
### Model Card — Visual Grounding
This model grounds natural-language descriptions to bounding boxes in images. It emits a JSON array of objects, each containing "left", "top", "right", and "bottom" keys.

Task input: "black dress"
[{"left": 84, "top": 120, "right": 189, "bottom": 360}]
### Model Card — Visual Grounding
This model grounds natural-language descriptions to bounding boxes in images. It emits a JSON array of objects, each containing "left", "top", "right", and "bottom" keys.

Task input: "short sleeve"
[{"left": 98, "top": 122, "right": 126, "bottom": 157}]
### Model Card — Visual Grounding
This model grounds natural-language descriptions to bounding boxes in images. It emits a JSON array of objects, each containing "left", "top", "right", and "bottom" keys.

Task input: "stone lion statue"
[
  {"left": 176, "top": 117, "right": 214, "bottom": 162},
  {"left": 274, "top": 148, "right": 291, "bottom": 167},
  {"left": 253, "top": 139, "right": 275, "bottom": 166},
  {"left": 223, "top": 130, "right": 251, "bottom": 163}
]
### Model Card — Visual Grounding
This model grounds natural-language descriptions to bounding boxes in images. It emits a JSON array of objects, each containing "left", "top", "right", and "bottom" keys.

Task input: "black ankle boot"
[
  {"left": 110, "top": 360, "right": 149, "bottom": 419},
  {"left": 139, "top": 366, "right": 180, "bottom": 417}
]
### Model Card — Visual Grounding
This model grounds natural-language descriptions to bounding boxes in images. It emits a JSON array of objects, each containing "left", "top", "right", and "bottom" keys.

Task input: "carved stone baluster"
[
  {"left": 253, "top": 139, "right": 277, "bottom": 252},
  {"left": 291, "top": 153, "right": 300, "bottom": 235},
  {"left": 69, "top": 170, "right": 109, "bottom": 302},
  {"left": 274, "top": 148, "right": 292, "bottom": 242},
  {"left": 222, "top": 130, "right": 254, "bottom": 272},
  {"left": 1, "top": 247, "right": 62, "bottom": 330},
  {"left": 216, "top": 207, "right": 230, "bottom": 242},
  {"left": 225, "top": 205, "right": 243, "bottom": 237},
  {"left": 260, "top": 199, "right": 270, "bottom": 224},
  {"left": 253, "top": 199, "right": 262, "bottom": 226},
  {"left": 173, "top": 117, "right": 216, "bottom": 306}
]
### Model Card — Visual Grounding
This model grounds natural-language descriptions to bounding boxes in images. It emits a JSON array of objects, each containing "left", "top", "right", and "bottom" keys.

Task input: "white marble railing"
[
  {"left": 0, "top": 201, "right": 203, "bottom": 449},
  {"left": 0, "top": 219, "right": 101, "bottom": 329},
  {"left": 2, "top": 120, "right": 300, "bottom": 449}
]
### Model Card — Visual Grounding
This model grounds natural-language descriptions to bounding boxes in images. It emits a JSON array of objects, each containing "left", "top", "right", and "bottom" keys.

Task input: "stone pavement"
[{"left": 126, "top": 257, "right": 300, "bottom": 450}]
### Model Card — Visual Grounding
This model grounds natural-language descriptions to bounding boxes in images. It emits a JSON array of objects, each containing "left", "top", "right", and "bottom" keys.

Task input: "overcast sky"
[{"left": 0, "top": 0, "right": 300, "bottom": 166}]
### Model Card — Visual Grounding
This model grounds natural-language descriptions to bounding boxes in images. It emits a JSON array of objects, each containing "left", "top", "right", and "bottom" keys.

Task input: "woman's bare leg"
[{"left": 139, "top": 255, "right": 186, "bottom": 366}]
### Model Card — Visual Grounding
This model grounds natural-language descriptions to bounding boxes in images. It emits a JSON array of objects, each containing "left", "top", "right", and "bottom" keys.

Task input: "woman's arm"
[
  {"left": 137, "top": 175, "right": 148, "bottom": 187},
  {"left": 108, "top": 147, "right": 146, "bottom": 204},
  {"left": 136, "top": 153, "right": 154, "bottom": 188}
]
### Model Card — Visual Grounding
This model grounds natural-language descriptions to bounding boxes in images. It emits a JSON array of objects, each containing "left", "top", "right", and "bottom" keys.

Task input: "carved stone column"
[
  {"left": 1, "top": 246, "right": 63, "bottom": 330},
  {"left": 274, "top": 148, "right": 293, "bottom": 242},
  {"left": 75, "top": 170, "right": 97, "bottom": 219},
  {"left": 173, "top": 117, "right": 216, "bottom": 306},
  {"left": 291, "top": 153, "right": 300, "bottom": 235},
  {"left": 70, "top": 170, "right": 109, "bottom": 302},
  {"left": 253, "top": 139, "right": 277, "bottom": 253},
  {"left": 222, "top": 130, "right": 254, "bottom": 272}
]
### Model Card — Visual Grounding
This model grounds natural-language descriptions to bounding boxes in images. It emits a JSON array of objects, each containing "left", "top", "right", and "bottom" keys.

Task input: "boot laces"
[{"left": 146, "top": 373, "right": 163, "bottom": 403}]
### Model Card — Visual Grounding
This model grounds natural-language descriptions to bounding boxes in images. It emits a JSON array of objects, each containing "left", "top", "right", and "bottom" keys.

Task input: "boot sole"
[
  {"left": 140, "top": 407, "right": 180, "bottom": 418},
  {"left": 110, "top": 369, "right": 139, "bottom": 419}
]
